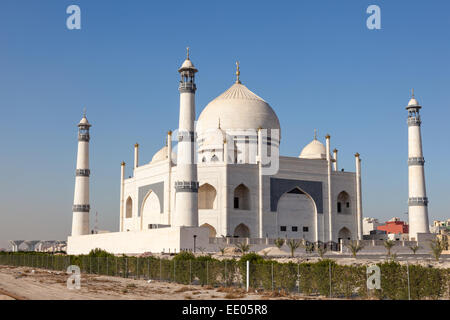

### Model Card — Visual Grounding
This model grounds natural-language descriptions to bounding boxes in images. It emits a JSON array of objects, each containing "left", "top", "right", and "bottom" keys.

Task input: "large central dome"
[{"left": 196, "top": 82, "right": 281, "bottom": 136}]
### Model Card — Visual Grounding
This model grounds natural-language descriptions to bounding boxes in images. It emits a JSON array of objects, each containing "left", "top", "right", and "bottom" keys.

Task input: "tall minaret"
[
  {"left": 406, "top": 90, "right": 430, "bottom": 240},
  {"left": 174, "top": 48, "right": 199, "bottom": 227},
  {"left": 71, "top": 111, "right": 91, "bottom": 236}
]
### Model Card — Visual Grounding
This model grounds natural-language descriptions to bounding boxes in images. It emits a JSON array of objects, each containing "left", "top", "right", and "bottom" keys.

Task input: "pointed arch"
[
  {"left": 233, "top": 223, "right": 250, "bottom": 238},
  {"left": 198, "top": 183, "right": 217, "bottom": 210},
  {"left": 337, "top": 191, "right": 351, "bottom": 214},
  {"left": 338, "top": 227, "right": 351, "bottom": 240},
  {"left": 140, "top": 190, "right": 162, "bottom": 230},
  {"left": 276, "top": 186, "right": 317, "bottom": 241},
  {"left": 233, "top": 184, "right": 250, "bottom": 210},
  {"left": 200, "top": 223, "right": 217, "bottom": 238},
  {"left": 125, "top": 197, "right": 133, "bottom": 218}
]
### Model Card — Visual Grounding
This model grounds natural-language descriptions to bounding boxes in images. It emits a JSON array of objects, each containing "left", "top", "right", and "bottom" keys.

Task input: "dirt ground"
[{"left": 0, "top": 266, "right": 320, "bottom": 300}]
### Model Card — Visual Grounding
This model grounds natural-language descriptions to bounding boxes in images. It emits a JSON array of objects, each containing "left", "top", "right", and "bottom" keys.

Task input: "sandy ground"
[{"left": 0, "top": 266, "right": 317, "bottom": 300}]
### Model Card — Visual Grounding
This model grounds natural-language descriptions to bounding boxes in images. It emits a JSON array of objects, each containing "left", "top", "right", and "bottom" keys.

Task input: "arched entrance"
[
  {"left": 276, "top": 187, "right": 316, "bottom": 241},
  {"left": 200, "top": 223, "right": 217, "bottom": 238},
  {"left": 233, "top": 223, "right": 250, "bottom": 238},
  {"left": 140, "top": 190, "right": 161, "bottom": 230},
  {"left": 338, "top": 227, "right": 351, "bottom": 241}
]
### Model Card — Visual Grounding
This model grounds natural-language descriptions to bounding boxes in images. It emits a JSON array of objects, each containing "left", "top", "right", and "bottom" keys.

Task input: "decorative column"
[
  {"left": 72, "top": 112, "right": 91, "bottom": 236},
  {"left": 167, "top": 131, "right": 173, "bottom": 225},
  {"left": 333, "top": 149, "right": 338, "bottom": 171},
  {"left": 325, "top": 134, "right": 333, "bottom": 242},
  {"left": 120, "top": 161, "right": 125, "bottom": 232},
  {"left": 174, "top": 48, "right": 199, "bottom": 227},
  {"left": 257, "top": 128, "right": 264, "bottom": 238},
  {"left": 134, "top": 143, "right": 139, "bottom": 170},
  {"left": 355, "top": 153, "right": 363, "bottom": 240},
  {"left": 406, "top": 91, "right": 430, "bottom": 240}
]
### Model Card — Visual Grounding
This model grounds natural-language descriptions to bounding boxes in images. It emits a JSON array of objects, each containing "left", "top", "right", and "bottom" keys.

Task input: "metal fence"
[{"left": 0, "top": 254, "right": 449, "bottom": 299}]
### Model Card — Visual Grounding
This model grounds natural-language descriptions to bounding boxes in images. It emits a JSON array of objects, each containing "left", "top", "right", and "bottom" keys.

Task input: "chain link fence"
[{"left": 1, "top": 254, "right": 449, "bottom": 299}]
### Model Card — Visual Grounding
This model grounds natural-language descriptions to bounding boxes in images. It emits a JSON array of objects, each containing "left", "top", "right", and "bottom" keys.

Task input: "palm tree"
[
  {"left": 409, "top": 244, "right": 420, "bottom": 255},
  {"left": 315, "top": 243, "right": 327, "bottom": 259},
  {"left": 219, "top": 247, "right": 226, "bottom": 256},
  {"left": 274, "top": 238, "right": 285, "bottom": 249},
  {"left": 430, "top": 238, "right": 445, "bottom": 262},
  {"left": 346, "top": 240, "right": 364, "bottom": 258},
  {"left": 383, "top": 240, "right": 395, "bottom": 257},
  {"left": 235, "top": 242, "right": 251, "bottom": 255},
  {"left": 286, "top": 239, "right": 301, "bottom": 258}
]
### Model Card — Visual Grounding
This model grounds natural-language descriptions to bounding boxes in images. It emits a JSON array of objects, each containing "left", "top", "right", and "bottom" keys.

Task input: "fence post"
[
  {"left": 137, "top": 258, "right": 140, "bottom": 280},
  {"left": 271, "top": 263, "right": 274, "bottom": 291},
  {"left": 206, "top": 261, "right": 209, "bottom": 286},
  {"left": 173, "top": 260, "right": 176, "bottom": 282},
  {"left": 160, "top": 259, "right": 162, "bottom": 281},
  {"left": 190, "top": 260, "right": 192, "bottom": 285},
  {"left": 147, "top": 258, "right": 150, "bottom": 280},
  {"left": 297, "top": 263, "right": 300, "bottom": 294},
  {"left": 97, "top": 257, "right": 100, "bottom": 274},
  {"left": 329, "top": 261, "right": 332, "bottom": 298},
  {"left": 407, "top": 262, "right": 411, "bottom": 300},
  {"left": 246, "top": 260, "right": 250, "bottom": 292},
  {"left": 125, "top": 258, "right": 128, "bottom": 278},
  {"left": 224, "top": 260, "right": 226, "bottom": 287},
  {"left": 106, "top": 257, "right": 109, "bottom": 276}
]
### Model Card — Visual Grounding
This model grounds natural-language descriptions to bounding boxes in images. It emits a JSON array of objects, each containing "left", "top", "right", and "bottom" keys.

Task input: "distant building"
[
  {"left": 430, "top": 219, "right": 450, "bottom": 234},
  {"left": 377, "top": 217, "right": 409, "bottom": 235},
  {"left": 363, "top": 217, "right": 381, "bottom": 235}
]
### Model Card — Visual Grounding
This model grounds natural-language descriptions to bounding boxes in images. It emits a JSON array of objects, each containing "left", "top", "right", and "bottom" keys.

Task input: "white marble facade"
[{"left": 120, "top": 59, "right": 362, "bottom": 243}]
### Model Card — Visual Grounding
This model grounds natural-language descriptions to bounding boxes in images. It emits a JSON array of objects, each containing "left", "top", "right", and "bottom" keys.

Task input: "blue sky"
[{"left": 0, "top": 0, "right": 449, "bottom": 249}]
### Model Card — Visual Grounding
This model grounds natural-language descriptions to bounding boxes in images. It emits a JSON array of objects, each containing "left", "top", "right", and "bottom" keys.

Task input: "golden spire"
[
  {"left": 411, "top": 88, "right": 415, "bottom": 98},
  {"left": 236, "top": 61, "right": 241, "bottom": 84},
  {"left": 314, "top": 129, "right": 317, "bottom": 140},
  {"left": 186, "top": 47, "right": 190, "bottom": 60}
]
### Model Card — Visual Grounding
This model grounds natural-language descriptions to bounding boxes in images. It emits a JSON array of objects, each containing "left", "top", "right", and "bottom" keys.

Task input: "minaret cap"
[
  {"left": 78, "top": 109, "right": 91, "bottom": 127},
  {"left": 235, "top": 61, "right": 241, "bottom": 84},
  {"left": 406, "top": 88, "right": 421, "bottom": 109},
  {"left": 134, "top": 143, "right": 139, "bottom": 148},
  {"left": 355, "top": 152, "right": 360, "bottom": 157},
  {"left": 178, "top": 47, "right": 198, "bottom": 73}
]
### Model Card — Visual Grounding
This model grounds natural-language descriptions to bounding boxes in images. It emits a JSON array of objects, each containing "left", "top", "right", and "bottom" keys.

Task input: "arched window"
[
  {"left": 198, "top": 183, "right": 217, "bottom": 210},
  {"left": 233, "top": 184, "right": 250, "bottom": 210},
  {"left": 125, "top": 197, "right": 132, "bottom": 218},
  {"left": 200, "top": 223, "right": 217, "bottom": 238},
  {"left": 233, "top": 223, "right": 250, "bottom": 238},
  {"left": 337, "top": 191, "right": 351, "bottom": 214}
]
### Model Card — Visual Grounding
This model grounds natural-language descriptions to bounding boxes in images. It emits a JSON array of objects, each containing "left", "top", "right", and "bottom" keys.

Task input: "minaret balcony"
[
  {"left": 408, "top": 197, "right": 428, "bottom": 206},
  {"left": 407, "top": 117, "right": 421, "bottom": 126},
  {"left": 408, "top": 157, "right": 425, "bottom": 166},
  {"left": 175, "top": 180, "right": 199, "bottom": 192},
  {"left": 72, "top": 204, "right": 90, "bottom": 212},
  {"left": 179, "top": 82, "right": 197, "bottom": 93},
  {"left": 76, "top": 169, "right": 91, "bottom": 177},
  {"left": 78, "top": 133, "right": 90, "bottom": 142}
]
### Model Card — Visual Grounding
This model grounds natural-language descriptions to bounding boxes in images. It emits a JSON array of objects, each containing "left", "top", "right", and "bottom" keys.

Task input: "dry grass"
[
  {"left": 174, "top": 286, "right": 193, "bottom": 293},
  {"left": 224, "top": 292, "right": 245, "bottom": 299},
  {"left": 184, "top": 294, "right": 193, "bottom": 300}
]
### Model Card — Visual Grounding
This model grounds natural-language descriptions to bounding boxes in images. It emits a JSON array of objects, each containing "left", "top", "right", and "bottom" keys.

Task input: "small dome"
[
  {"left": 181, "top": 59, "right": 194, "bottom": 69},
  {"left": 151, "top": 146, "right": 176, "bottom": 163},
  {"left": 299, "top": 139, "right": 327, "bottom": 160},
  {"left": 408, "top": 98, "right": 419, "bottom": 106}
]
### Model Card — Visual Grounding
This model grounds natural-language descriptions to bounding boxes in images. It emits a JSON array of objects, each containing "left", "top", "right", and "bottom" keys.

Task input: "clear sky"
[{"left": 0, "top": 0, "right": 449, "bottom": 250}]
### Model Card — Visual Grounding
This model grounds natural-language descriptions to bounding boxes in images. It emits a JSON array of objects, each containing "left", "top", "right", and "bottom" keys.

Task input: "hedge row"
[{"left": 0, "top": 251, "right": 448, "bottom": 299}]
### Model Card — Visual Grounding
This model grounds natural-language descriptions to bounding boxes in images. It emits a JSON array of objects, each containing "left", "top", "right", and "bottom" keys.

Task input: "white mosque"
[{"left": 67, "top": 50, "right": 367, "bottom": 255}]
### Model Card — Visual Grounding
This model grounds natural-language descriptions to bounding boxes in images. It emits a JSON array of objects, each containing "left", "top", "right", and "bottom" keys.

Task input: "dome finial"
[
  {"left": 411, "top": 88, "right": 415, "bottom": 98},
  {"left": 186, "top": 47, "right": 190, "bottom": 60},
  {"left": 218, "top": 117, "right": 221, "bottom": 129},
  {"left": 83, "top": 107, "right": 87, "bottom": 118},
  {"left": 314, "top": 129, "right": 317, "bottom": 140},
  {"left": 236, "top": 61, "right": 241, "bottom": 84}
]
